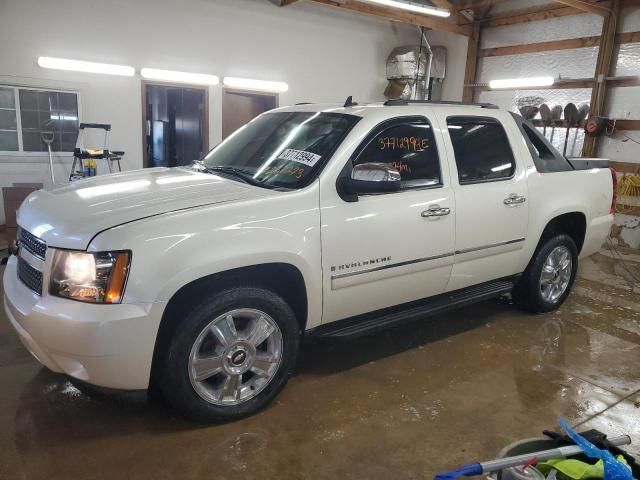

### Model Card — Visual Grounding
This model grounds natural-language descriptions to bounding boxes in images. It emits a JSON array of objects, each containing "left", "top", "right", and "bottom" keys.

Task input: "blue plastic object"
[
  {"left": 558, "top": 419, "right": 632, "bottom": 480},
  {"left": 433, "top": 462, "right": 483, "bottom": 480}
]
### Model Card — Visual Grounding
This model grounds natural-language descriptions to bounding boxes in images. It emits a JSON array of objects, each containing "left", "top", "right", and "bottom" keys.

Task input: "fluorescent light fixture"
[
  {"left": 140, "top": 68, "right": 219, "bottom": 85},
  {"left": 223, "top": 77, "right": 288, "bottom": 93},
  {"left": 358, "top": 0, "right": 450, "bottom": 17},
  {"left": 488, "top": 76, "right": 555, "bottom": 90},
  {"left": 38, "top": 56, "right": 134, "bottom": 76}
]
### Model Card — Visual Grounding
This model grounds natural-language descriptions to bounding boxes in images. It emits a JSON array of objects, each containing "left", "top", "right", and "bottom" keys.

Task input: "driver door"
[{"left": 320, "top": 114, "right": 456, "bottom": 324}]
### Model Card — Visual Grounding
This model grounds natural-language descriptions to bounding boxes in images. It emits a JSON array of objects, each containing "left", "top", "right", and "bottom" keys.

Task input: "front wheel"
[
  {"left": 512, "top": 234, "right": 578, "bottom": 313},
  {"left": 159, "top": 287, "right": 300, "bottom": 423}
]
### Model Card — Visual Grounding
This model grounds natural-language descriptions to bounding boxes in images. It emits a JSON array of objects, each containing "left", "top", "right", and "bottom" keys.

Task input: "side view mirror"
[{"left": 344, "top": 162, "right": 401, "bottom": 195}]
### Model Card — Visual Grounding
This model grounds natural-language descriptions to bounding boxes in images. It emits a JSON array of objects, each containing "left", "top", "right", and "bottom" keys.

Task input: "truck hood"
[{"left": 17, "top": 167, "right": 274, "bottom": 250}]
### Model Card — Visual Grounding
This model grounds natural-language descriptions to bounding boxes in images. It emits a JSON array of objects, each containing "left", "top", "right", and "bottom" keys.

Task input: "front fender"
[{"left": 89, "top": 185, "right": 323, "bottom": 328}]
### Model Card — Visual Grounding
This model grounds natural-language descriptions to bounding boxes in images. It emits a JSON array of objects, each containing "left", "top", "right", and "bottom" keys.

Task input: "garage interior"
[{"left": 2, "top": 0, "right": 640, "bottom": 478}]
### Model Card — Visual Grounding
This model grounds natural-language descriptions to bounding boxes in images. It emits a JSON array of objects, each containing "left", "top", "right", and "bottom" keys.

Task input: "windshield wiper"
[{"left": 192, "top": 162, "right": 272, "bottom": 188}]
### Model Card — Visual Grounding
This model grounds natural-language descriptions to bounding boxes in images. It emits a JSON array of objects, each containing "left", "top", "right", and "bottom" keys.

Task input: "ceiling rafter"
[
  {"left": 268, "top": 0, "right": 300, "bottom": 5},
  {"left": 553, "top": 0, "right": 612, "bottom": 16},
  {"left": 309, "top": 0, "right": 473, "bottom": 36},
  {"left": 429, "top": 0, "right": 456, "bottom": 10}
]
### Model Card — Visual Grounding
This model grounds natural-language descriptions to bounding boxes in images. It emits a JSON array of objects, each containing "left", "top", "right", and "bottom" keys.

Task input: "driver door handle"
[
  {"left": 503, "top": 194, "right": 526, "bottom": 206},
  {"left": 422, "top": 204, "right": 451, "bottom": 218}
]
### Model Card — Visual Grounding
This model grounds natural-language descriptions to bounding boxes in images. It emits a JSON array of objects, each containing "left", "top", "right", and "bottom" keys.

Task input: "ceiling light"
[
  {"left": 140, "top": 68, "right": 219, "bottom": 85},
  {"left": 223, "top": 77, "right": 289, "bottom": 93},
  {"left": 488, "top": 76, "right": 555, "bottom": 89},
  {"left": 38, "top": 56, "right": 135, "bottom": 76},
  {"left": 357, "top": 0, "right": 450, "bottom": 17}
]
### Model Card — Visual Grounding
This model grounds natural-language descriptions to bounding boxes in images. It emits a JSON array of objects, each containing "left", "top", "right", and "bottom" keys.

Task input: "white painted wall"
[
  {"left": 425, "top": 29, "right": 468, "bottom": 101},
  {"left": 0, "top": 0, "right": 469, "bottom": 225}
]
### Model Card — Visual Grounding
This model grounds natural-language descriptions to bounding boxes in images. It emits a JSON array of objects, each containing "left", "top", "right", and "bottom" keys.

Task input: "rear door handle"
[
  {"left": 504, "top": 194, "right": 526, "bottom": 206},
  {"left": 422, "top": 204, "right": 451, "bottom": 218}
]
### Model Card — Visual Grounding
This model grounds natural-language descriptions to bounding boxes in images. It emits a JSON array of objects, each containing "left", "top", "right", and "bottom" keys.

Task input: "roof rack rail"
[
  {"left": 295, "top": 102, "right": 313, "bottom": 105},
  {"left": 383, "top": 99, "right": 499, "bottom": 109}
]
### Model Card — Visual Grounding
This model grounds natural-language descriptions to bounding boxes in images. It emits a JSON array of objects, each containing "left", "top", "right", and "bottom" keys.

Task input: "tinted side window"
[
  {"left": 354, "top": 121, "right": 441, "bottom": 190},
  {"left": 447, "top": 116, "right": 515, "bottom": 184}
]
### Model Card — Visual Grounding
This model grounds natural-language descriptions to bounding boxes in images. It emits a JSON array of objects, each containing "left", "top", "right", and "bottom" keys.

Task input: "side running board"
[{"left": 308, "top": 277, "right": 518, "bottom": 339}]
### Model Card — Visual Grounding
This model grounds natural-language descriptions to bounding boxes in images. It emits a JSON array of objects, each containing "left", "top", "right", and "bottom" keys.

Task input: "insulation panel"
[
  {"left": 612, "top": 43, "right": 640, "bottom": 76},
  {"left": 606, "top": 87, "right": 640, "bottom": 119},
  {"left": 620, "top": 6, "right": 640, "bottom": 33},
  {"left": 477, "top": 48, "right": 598, "bottom": 83},
  {"left": 481, "top": 14, "right": 603, "bottom": 49}
]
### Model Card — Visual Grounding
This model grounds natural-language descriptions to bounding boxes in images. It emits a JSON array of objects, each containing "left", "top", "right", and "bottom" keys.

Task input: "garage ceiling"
[{"left": 269, "top": 0, "right": 622, "bottom": 37}]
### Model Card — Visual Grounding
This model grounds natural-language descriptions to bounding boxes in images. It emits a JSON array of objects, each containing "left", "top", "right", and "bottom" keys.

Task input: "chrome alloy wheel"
[
  {"left": 539, "top": 245, "right": 572, "bottom": 303},
  {"left": 188, "top": 308, "right": 283, "bottom": 406}
]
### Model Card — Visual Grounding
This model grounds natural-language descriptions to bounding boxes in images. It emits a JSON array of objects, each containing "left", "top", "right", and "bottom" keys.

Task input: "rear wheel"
[
  {"left": 159, "top": 287, "right": 299, "bottom": 423},
  {"left": 512, "top": 234, "right": 578, "bottom": 313}
]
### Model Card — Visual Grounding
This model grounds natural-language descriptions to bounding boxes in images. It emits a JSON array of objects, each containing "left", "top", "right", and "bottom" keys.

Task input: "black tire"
[
  {"left": 158, "top": 287, "right": 300, "bottom": 423},
  {"left": 512, "top": 234, "right": 578, "bottom": 313}
]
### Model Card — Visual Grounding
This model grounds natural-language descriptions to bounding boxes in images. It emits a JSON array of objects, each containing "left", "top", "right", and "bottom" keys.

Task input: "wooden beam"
[
  {"left": 309, "top": 0, "right": 473, "bottom": 36},
  {"left": 463, "top": 24, "right": 481, "bottom": 102},
  {"left": 429, "top": 0, "right": 455, "bottom": 10},
  {"left": 479, "top": 30, "right": 640, "bottom": 58},
  {"left": 268, "top": 0, "right": 300, "bottom": 5},
  {"left": 615, "top": 120, "right": 640, "bottom": 130},
  {"left": 479, "top": 36, "right": 601, "bottom": 57},
  {"left": 583, "top": 0, "right": 620, "bottom": 157},
  {"left": 455, "top": 0, "right": 510, "bottom": 9},
  {"left": 554, "top": 0, "right": 611, "bottom": 16},
  {"left": 617, "top": 31, "right": 640, "bottom": 43},
  {"left": 611, "top": 160, "right": 640, "bottom": 173},
  {"left": 609, "top": 77, "right": 640, "bottom": 87}
]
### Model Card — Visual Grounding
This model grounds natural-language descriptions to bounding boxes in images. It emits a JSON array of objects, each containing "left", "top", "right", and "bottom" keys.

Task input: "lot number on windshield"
[{"left": 277, "top": 149, "right": 322, "bottom": 167}]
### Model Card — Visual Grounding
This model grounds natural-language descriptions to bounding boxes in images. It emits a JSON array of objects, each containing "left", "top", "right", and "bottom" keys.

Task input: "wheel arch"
[
  {"left": 537, "top": 211, "right": 587, "bottom": 254},
  {"left": 150, "top": 263, "right": 308, "bottom": 387}
]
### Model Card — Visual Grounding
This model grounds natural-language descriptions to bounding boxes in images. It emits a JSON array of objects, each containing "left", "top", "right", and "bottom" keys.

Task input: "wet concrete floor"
[{"left": 1, "top": 248, "right": 640, "bottom": 479}]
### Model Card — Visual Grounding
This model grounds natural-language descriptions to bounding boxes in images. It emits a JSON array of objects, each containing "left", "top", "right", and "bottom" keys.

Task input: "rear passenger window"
[
  {"left": 447, "top": 116, "right": 515, "bottom": 184},
  {"left": 354, "top": 121, "right": 441, "bottom": 190}
]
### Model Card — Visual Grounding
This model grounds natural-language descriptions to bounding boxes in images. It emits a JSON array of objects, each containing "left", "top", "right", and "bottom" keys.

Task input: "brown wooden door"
[{"left": 222, "top": 90, "right": 277, "bottom": 139}]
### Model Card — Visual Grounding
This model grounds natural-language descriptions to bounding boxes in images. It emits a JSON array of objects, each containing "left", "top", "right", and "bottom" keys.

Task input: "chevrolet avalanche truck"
[{"left": 3, "top": 100, "right": 615, "bottom": 422}]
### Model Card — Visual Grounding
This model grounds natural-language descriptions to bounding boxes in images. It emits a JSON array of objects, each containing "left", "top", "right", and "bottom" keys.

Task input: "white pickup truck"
[{"left": 3, "top": 100, "right": 614, "bottom": 422}]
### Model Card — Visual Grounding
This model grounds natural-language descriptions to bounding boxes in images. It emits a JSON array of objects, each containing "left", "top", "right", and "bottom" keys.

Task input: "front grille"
[
  {"left": 19, "top": 228, "right": 47, "bottom": 260},
  {"left": 17, "top": 257, "right": 43, "bottom": 295}
]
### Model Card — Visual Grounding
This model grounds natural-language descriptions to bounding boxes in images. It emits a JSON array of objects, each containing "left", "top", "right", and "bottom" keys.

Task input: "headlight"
[{"left": 49, "top": 250, "right": 131, "bottom": 304}]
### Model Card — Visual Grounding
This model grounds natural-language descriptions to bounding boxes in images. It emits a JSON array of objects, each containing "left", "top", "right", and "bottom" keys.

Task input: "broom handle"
[{"left": 480, "top": 435, "right": 631, "bottom": 473}]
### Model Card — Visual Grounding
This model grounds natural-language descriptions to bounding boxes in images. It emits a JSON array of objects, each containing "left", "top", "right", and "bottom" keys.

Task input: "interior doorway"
[
  {"left": 222, "top": 89, "right": 278, "bottom": 139},
  {"left": 142, "top": 82, "right": 209, "bottom": 168}
]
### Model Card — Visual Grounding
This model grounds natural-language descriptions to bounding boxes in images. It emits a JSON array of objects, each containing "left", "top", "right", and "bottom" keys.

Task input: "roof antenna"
[{"left": 343, "top": 96, "right": 358, "bottom": 107}]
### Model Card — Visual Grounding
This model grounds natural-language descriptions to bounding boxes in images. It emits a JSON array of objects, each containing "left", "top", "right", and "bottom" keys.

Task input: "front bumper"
[{"left": 3, "top": 255, "right": 166, "bottom": 390}]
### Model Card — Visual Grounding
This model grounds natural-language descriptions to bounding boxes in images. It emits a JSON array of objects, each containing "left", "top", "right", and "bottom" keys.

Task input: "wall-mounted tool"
[
  {"left": 550, "top": 105, "right": 563, "bottom": 145},
  {"left": 570, "top": 103, "right": 590, "bottom": 156},
  {"left": 539, "top": 104, "right": 551, "bottom": 139},
  {"left": 518, "top": 105, "right": 539, "bottom": 121},
  {"left": 41, "top": 131, "right": 56, "bottom": 184},
  {"left": 562, "top": 103, "right": 578, "bottom": 156},
  {"left": 585, "top": 116, "right": 609, "bottom": 137}
]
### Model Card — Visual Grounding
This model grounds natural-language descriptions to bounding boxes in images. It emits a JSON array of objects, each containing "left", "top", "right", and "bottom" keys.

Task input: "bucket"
[{"left": 491, "top": 438, "right": 591, "bottom": 480}]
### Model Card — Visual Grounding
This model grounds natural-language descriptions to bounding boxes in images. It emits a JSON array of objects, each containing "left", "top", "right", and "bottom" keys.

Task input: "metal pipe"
[{"left": 417, "top": 26, "right": 433, "bottom": 100}]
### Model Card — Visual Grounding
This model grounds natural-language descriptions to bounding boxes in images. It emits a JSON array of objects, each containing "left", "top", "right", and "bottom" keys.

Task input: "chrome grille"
[
  {"left": 19, "top": 228, "right": 47, "bottom": 260},
  {"left": 17, "top": 257, "right": 43, "bottom": 295}
]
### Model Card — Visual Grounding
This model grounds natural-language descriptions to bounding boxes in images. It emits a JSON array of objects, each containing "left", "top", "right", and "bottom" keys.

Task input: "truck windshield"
[{"left": 200, "top": 111, "right": 359, "bottom": 189}]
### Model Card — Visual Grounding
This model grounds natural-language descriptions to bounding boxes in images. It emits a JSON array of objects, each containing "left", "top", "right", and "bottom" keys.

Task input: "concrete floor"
[{"left": 1, "top": 249, "right": 640, "bottom": 480}]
